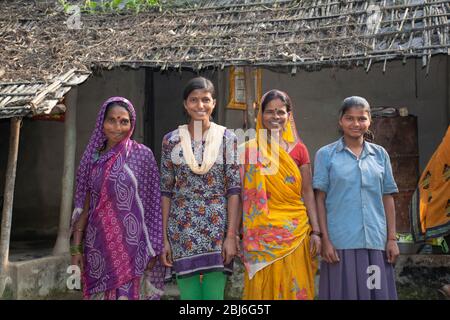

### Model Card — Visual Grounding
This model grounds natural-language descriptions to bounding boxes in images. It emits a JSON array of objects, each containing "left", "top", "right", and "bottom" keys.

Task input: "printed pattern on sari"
[
  {"left": 72, "top": 97, "right": 165, "bottom": 299},
  {"left": 241, "top": 139, "right": 311, "bottom": 279},
  {"left": 241, "top": 95, "right": 312, "bottom": 281},
  {"left": 411, "top": 125, "right": 450, "bottom": 241},
  {"left": 243, "top": 233, "right": 317, "bottom": 300},
  {"left": 85, "top": 270, "right": 162, "bottom": 300}
]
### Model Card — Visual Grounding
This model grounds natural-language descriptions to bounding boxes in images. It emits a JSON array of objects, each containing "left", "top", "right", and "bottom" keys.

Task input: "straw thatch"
[{"left": 1, "top": 0, "right": 449, "bottom": 82}]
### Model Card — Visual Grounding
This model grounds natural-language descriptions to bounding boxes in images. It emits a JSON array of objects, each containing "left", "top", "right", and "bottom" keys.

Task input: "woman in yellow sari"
[
  {"left": 411, "top": 125, "right": 450, "bottom": 241},
  {"left": 240, "top": 89, "right": 321, "bottom": 300}
]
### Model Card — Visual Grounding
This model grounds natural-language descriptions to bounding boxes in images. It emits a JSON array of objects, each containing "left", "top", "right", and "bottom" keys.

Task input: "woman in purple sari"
[{"left": 70, "top": 97, "right": 165, "bottom": 300}]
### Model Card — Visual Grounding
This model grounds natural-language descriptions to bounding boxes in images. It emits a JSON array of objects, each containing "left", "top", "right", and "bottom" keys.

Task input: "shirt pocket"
[
  {"left": 360, "top": 157, "right": 384, "bottom": 192},
  {"left": 329, "top": 158, "right": 357, "bottom": 187}
]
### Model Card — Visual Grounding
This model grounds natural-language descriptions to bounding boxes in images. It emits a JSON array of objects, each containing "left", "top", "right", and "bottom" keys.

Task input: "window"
[{"left": 226, "top": 67, "right": 262, "bottom": 110}]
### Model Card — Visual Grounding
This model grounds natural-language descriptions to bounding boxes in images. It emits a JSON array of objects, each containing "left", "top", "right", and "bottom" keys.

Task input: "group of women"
[{"left": 70, "top": 76, "right": 400, "bottom": 300}]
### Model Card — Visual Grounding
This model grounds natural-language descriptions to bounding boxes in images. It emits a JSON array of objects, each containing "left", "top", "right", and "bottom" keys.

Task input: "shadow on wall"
[{"left": 10, "top": 118, "right": 64, "bottom": 241}]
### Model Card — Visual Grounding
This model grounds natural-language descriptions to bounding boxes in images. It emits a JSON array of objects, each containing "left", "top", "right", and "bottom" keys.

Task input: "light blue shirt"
[{"left": 313, "top": 138, "right": 398, "bottom": 251}]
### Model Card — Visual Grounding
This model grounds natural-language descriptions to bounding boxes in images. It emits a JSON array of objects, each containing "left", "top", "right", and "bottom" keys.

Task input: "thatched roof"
[
  {"left": 0, "top": 70, "right": 90, "bottom": 119},
  {"left": 1, "top": 0, "right": 449, "bottom": 81}
]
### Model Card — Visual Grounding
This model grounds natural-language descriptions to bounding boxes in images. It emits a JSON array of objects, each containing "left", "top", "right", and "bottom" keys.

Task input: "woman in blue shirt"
[{"left": 313, "top": 96, "right": 399, "bottom": 300}]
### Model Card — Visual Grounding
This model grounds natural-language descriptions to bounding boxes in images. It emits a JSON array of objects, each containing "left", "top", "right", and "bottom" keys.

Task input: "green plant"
[{"left": 58, "top": 0, "right": 71, "bottom": 12}]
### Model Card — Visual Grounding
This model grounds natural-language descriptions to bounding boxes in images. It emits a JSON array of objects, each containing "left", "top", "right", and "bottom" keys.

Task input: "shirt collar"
[
  {"left": 336, "top": 137, "right": 376, "bottom": 158},
  {"left": 336, "top": 137, "right": 346, "bottom": 153},
  {"left": 363, "top": 141, "right": 376, "bottom": 157}
]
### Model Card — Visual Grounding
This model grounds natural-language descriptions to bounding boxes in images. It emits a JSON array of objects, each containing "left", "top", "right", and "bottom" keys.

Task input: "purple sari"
[{"left": 71, "top": 97, "right": 164, "bottom": 299}]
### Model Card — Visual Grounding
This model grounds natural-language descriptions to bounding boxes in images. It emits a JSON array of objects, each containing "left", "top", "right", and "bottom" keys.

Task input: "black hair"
[
  {"left": 104, "top": 101, "right": 132, "bottom": 125},
  {"left": 261, "top": 89, "right": 292, "bottom": 113},
  {"left": 182, "top": 77, "right": 216, "bottom": 121},
  {"left": 183, "top": 77, "right": 215, "bottom": 100},
  {"left": 339, "top": 96, "right": 371, "bottom": 120},
  {"left": 339, "top": 96, "right": 374, "bottom": 142}
]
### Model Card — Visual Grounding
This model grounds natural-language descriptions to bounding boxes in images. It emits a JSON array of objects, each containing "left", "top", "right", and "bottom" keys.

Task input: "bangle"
[
  {"left": 388, "top": 238, "right": 397, "bottom": 241},
  {"left": 310, "top": 230, "right": 322, "bottom": 238},
  {"left": 226, "top": 233, "right": 237, "bottom": 239},
  {"left": 226, "top": 230, "right": 237, "bottom": 237},
  {"left": 70, "top": 245, "right": 83, "bottom": 256}
]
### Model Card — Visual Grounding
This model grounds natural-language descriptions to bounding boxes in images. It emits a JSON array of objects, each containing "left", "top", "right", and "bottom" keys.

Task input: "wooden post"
[
  {"left": 0, "top": 117, "right": 22, "bottom": 296},
  {"left": 53, "top": 88, "right": 77, "bottom": 255},
  {"left": 244, "top": 67, "right": 256, "bottom": 129},
  {"left": 217, "top": 70, "right": 226, "bottom": 126},
  {"left": 447, "top": 55, "right": 450, "bottom": 124}
]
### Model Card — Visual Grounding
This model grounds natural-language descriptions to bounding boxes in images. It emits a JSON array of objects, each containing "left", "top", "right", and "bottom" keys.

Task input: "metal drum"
[{"left": 370, "top": 115, "right": 419, "bottom": 233}]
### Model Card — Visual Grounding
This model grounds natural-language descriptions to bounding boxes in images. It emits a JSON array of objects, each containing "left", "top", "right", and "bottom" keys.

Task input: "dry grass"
[{"left": 1, "top": 0, "right": 449, "bottom": 82}]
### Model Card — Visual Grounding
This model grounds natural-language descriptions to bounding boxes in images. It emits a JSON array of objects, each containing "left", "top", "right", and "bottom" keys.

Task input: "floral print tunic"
[{"left": 160, "top": 128, "right": 241, "bottom": 277}]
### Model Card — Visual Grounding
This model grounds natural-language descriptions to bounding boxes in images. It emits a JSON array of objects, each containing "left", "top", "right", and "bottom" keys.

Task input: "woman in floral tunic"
[{"left": 160, "top": 77, "right": 241, "bottom": 300}]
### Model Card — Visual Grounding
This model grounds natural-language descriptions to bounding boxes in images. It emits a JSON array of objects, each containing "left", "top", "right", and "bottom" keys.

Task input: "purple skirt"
[{"left": 318, "top": 249, "right": 397, "bottom": 300}]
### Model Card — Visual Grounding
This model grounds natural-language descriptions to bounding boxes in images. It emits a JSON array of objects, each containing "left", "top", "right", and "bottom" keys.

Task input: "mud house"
[{"left": 0, "top": 0, "right": 449, "bottom": 298}]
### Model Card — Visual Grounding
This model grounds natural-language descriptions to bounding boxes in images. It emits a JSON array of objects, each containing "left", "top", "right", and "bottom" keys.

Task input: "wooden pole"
[
  {"left": 447, "top": 55, "right": 450, "bottom": 124},
  {"left": 217, "top": 70, "right": 226, "bottom": 126},
  {"left": 244, "top": 67, "right": 256, "bottom": 129},
  {"left": 0, "top": 117, "right": 22, "bottom": 296},
  {"left": 53, "top": 88, "right": 77, "bottom": 255}
]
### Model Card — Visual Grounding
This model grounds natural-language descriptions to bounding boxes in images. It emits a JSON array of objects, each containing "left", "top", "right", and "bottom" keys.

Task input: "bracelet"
[
  {"left": 388, "top": 238, "right": 397, "bottom": 241},
  {"left": 310, "top": 230, "right": 322, "bottom": 238},
  {"left": 226, "top": 230, "right": 237, "bottom": 237},
  {"left": 70, "top": 245, "right": 83, "bottom": 256},
  {"left": 226, "top": 233, "right": 237, "bottom": 240}
]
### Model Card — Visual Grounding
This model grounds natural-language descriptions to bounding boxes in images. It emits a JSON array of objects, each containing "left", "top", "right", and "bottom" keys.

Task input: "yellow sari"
[
  {"left": 411, "top": 125, "right": 450, "bottom": 241},
  {"left": 241, "top": 104, "right": 317, "bottom": 300}
]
